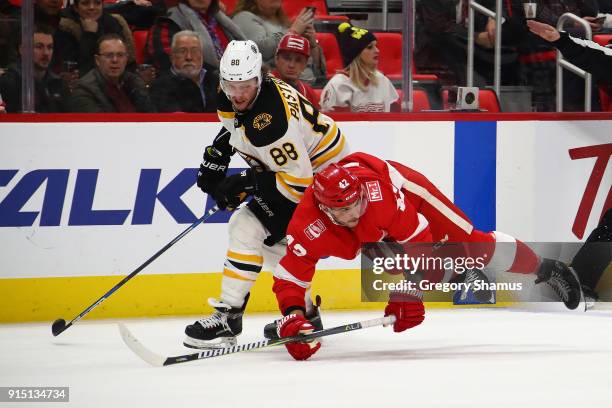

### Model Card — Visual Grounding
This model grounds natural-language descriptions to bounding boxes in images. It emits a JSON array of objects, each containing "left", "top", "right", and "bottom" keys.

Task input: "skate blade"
[
  {"left": 183, "top": 336, "right": 237, "bottom": 350},
  {"left": 585, "top": 297, "right": 596, "bottom": 310}
]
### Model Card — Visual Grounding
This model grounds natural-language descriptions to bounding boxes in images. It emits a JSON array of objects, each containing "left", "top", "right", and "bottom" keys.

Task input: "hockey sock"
[
  {"left": 458, "top": 230, "right": 540, "bottom": 275},
  {"left": 486, "top": 231, "right": 540, "bottom": 274},
  {"left": 220, "top": 250, "right": 262, "bottom": 307}
]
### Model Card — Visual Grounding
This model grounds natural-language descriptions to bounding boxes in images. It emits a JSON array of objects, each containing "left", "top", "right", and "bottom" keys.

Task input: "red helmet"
[{"left": 313, "top": 163, "right": 361, "bottom": 208}]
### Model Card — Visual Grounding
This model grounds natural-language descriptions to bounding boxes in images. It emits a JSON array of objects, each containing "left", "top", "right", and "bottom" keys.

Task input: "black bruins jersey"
[{"left": 217, "top": 75, "right": 349, "bottom": 204}]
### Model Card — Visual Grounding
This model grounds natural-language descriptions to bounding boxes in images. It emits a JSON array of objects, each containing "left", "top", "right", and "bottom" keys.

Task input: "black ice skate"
[
  {"left": 535, "top": 258, "right": 582, "bottom": 310},
  {"left": 183, "top": 295, "right": 249, "bottom": 349},
  {"left": 263, "top": 296, "right": 323, "bottom": 340},
  {"left": 452, "top": 269, "right": 493, "bottom": 302}
]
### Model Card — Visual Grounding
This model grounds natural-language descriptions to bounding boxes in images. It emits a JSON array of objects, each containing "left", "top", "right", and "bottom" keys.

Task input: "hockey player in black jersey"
[{"left": 184, "top": 40, "right": 350, "bottom": 348}]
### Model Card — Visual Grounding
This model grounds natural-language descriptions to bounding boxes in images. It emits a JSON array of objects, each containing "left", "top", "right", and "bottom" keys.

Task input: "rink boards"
[{"left": 0, "top": 115, "right": 610, "bottom": 322}]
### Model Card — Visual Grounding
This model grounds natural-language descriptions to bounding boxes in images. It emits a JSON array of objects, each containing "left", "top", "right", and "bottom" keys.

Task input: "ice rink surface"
[{"left": 2, "top": 307, "right": 612, "bottom": 408}]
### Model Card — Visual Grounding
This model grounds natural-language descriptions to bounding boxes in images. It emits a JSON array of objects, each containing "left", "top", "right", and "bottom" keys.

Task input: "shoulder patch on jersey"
[
  {"left": 240, "top": 79, "right": 289, "bottom": 147},
  {"left": 365, "top": 180, "right": 383, "bottom": 202},
  {"left": 304, "top": 219, "right": 326, "bottom": 240},
  {"left": 253, "top": 113, "right": 273, "bottom": 130}
]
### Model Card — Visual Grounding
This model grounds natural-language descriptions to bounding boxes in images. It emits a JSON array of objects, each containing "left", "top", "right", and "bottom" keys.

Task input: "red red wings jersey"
[{"left": 273, "top": 152, "right": 433, "bottom": 313}]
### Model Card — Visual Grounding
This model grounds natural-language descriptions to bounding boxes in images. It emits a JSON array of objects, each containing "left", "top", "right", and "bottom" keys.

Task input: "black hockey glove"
[
  {"left": 212, "top": 169, "right": 257, "bottom": 211},
  {"left": 197, "top": 146, "right": 231, "bottom": 194}
]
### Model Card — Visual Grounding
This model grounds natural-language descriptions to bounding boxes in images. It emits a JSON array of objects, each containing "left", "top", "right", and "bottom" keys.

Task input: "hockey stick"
[
  {"left": 51, "top": 206, "right": 220, "bottom": 336},
  {"left": 119, "top": 315, "right": 397, "bottom": 367}
]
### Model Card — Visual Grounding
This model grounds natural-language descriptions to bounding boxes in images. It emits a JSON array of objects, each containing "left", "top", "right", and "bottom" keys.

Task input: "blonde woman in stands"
[
  {"left": 231, "top": 0, "right": 326, "bottom": 84},
  {"left": 320, "top": 22, "right": 398, "bottom": 113}
]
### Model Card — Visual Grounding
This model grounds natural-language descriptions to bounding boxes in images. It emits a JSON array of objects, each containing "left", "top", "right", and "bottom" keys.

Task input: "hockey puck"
[{"left": 52, "top": 319, "right": 66, "bottom": 336}]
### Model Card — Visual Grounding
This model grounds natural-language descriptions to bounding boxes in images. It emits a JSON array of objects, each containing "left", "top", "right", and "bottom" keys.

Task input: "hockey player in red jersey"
[{"left": 271, "top": 152, "right": 583, "bottom": 361}]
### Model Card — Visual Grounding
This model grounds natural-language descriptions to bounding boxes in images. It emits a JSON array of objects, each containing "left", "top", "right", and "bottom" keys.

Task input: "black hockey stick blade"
[
  {"left": 51, "top": 206, "right": 220, "bottom": 337},
  {"left": 52, "top": 319, "right": 67, "bottom": 336},
  {"left": 119, "top": 315, "right": 396, "bottom": 367}
]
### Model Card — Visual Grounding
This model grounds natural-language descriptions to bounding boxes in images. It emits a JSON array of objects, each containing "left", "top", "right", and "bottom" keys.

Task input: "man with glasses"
[
  {"left": 150, "top": 30, "right": 219, "bottom": 112},
  {"left": 68, "top": 33, "right": 153, "bottom": 112}
]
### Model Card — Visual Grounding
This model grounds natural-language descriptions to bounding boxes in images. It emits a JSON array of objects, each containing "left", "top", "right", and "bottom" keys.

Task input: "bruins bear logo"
[{"left": 253, "top": 113, "right": 273, "bottom": 130}]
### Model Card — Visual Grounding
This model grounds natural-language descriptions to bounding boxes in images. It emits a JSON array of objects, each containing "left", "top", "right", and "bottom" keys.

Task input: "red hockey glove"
[
  {"left": 384, "top": 292, "right": 425, "bottom": 333},
  {"left": 277, "top": 314, "right": 321, "bottom": 361}
]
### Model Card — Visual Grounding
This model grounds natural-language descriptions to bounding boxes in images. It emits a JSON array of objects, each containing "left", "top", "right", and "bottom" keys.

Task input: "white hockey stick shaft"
[{"left": 119, "top": 315, "right": 396, "bottom": 367}]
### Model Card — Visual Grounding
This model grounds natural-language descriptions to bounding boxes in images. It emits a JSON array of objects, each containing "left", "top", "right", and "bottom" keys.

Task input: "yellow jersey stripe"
[
  {"left": 218, "top": 110, "right": 235, "bottom": 119},
  {"left": 277, "top": 172, "right": 314, "bottom": 187},
  {"left": 311, "top": 123, "right": 339, "bottom": 157},
  {"left": 312, "top": 135, "right": 346, "bottom": 169},
  {"left": 226, "top": 250, "right": 263, "bottom": 265},
  {"left": 223, "top": 268, "right": 257, "bottom": 282},
  {"left": 276, "top": 174, "right": 304, "bottom": 202}
]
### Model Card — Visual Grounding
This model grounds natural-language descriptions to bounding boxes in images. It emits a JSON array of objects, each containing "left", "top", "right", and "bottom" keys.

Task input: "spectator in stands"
[
  {"left": 319, "top": 23, "right": 398, "bottom": 113},
  {"left": 148, "top": 0, "right": 244, "bottom": 73},
  {"left": 231, "top": 0, "right": 326, "bottom": 85},
  {"left": 527, "top": 19, "right": 612, "bottom": 77},
  {"left": 54, "top": 0, "right": 136, "bottom": 76},
  {"left": 105, "top": 0, "right": 167, "bottom": 30},
  {"left": 1, "top": 0, "right": 64, "bottom": 68},
  {"left": 68, "top": 33, "right": 153, "bottom": 112},
  {"left": 418, "top": 0, "right": 602, "bottom": 111},
  {"left": 505, "top": 0, "right": 599, "bottom": 111},
  {"left": 150, "top": 30, "right": 219, "bottom": 112},
  {"left": 0, "top": 0, "right": 20, "bottom": 68},
  {"left": 584, "top": 0, "right": 612, "bottom": 31},
  {"left": 36, "top": 0, "right": 63, "bottom": 29},
  {"left": 0, "top": 25, "right": 68, "bottom": 113},
  {"left": 415, "top": 0, "right": 521, "bottom": 88},
  {"left": 527, "top": 18, "right": 612, "bottom": 111},
  {"left": 271, "top": 33, "right": 319, "bottom": 109}
]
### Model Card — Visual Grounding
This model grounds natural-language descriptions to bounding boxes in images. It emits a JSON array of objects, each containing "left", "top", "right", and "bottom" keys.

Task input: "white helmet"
[{"left": 219, "top": 40, "right": 263, "bottom": 96}]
